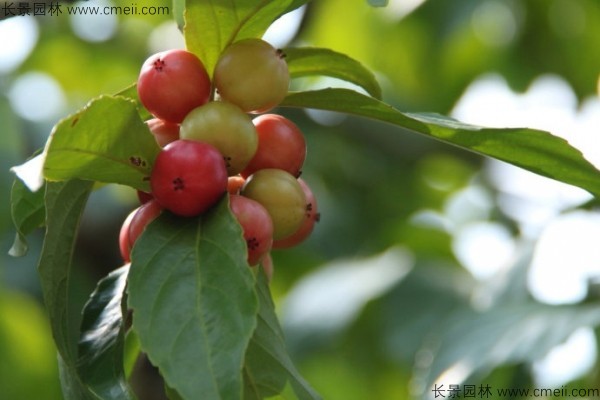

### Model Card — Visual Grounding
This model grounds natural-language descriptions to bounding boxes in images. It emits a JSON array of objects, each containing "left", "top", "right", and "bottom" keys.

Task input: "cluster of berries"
[{"left": 119, "top": 39, "right": 319, "bottom": 277}]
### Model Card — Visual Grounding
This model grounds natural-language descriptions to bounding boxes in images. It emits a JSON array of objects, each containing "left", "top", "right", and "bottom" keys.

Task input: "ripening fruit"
[
  {"left": 180, "top": 102, "right": 258, "bottom": 175},
  {"left": 150, "top": 140, "right": 227, "bottom": 217},
  {"left": 214, "top": 38, "right": 289, "bottom": 113},
  {"left": 242, "top": 114, "right": 306, "bottom": 178},
  {"left": 229, "top": 195, "right": 273, "bottom": 265},
  {"left": 119, "top": 200, "right": 163, "bottom": 262},
  {"left": 241, "top": 169, "right": 306, "bottom": 240},
  {"left": 273, "top": 179, "right": 319, "bottom": 248},
  {"left": 146, "top": 118, "right": 180, "bottom": 147},
  {"left": 137, "top": 49, "right": 211, "bottom": 123}
]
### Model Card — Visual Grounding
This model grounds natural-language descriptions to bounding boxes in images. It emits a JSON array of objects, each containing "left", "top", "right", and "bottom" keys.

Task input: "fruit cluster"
[{"left": 119, "top": 39, "right": 319, "bottom": 278}]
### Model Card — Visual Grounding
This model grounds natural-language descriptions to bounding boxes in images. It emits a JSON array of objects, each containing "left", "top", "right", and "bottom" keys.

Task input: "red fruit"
[
  {"left": 150, "top": 140, "right": 227, "bottom": 217},
  {"left": 119, "top": 200, "right": 163, "bottom": 262},
  {"left": 146, "top": 118, "right": 180, "bottom": 147},
  {"left": 273, "top": 179, "right": 319, "bottom": 248},
  {"left": 229, "top": 194, "right": 273, "bottom": 266},
  {"left": 137, "top": 49, "right": 210, "bottom": 123},
  {"left": 241, "top": 114, "right": 306, "bottom": 178}
]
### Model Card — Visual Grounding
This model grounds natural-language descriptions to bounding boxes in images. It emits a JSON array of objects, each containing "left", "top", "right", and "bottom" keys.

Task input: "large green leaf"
[
  {"left": 9, "top": 177, "right": 46, "bottom": 257},
  {"left": 413, "top": 302, "right": 600, "bottom": 396},
  {"left": 281, "top": 89, "right": 600, "bottom": 198},
  {"left": 128, "top": 198, "right": 259, "bottom": 400},
  {"left": 40, "top": 179, "right": 136, "bottom": 399},
  {"left": 59, "top": 355, "right": 102, "bottom": 400},
  {"left": 285, "top": 47, "right": 382, "bottom": 99},
  {"left": 114, "top": 83, "right": 153, "bottom": 121},
  {"left": 172, "top": 0, "right": 185, "bottom": 30},
  {"left": 77, "top": 265, "right": 136, "bottom": 400},
  {"left": 243, "top": 271, "right": 321, "bottom": 400},
  {"left": 184, "top": 0, "right": 301, "bottom": 75},
  {"left": 43, "top": 96, "right": 160, "bottom": 192},
  {"left": 39, "top": 179, "right": 94, "bottom": 364}
]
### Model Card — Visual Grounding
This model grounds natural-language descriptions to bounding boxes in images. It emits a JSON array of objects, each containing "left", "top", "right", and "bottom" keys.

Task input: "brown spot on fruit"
[
  {"left": 172, "top": 177, "right": 184, "bottom": 191},
  {"left": 153, "top": 58, "right": 166, "bottom": 71},
  {"left": 247, "top": 237, "right": 260, "bottom": 251}
]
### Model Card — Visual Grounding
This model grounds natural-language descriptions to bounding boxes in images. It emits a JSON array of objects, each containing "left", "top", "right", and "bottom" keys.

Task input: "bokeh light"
[
  {"left": 148, "top": 20, "right": 185, "bottom": 54},
  {"left": 451, "top": 71, "right": 600, "bottom": 387},
  {"left": 0, "top": 17, "right": 38, "bottom": 74},
  {"left": 8, "top": 72, "right": 66, "bottom": 122},
  {"left": 69, "top": 0, "right": 118, "bottom": 42}
]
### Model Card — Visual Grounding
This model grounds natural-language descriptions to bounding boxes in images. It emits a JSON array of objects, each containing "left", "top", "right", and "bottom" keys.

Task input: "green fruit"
[
  {"left": 241, "top": 169, "right": 306, "bottom": 240},
  {"left": 180, "top": 101, "right": 258, "bottom": 175},
  {"left": 214, "top": 38, "right": 289, "bottom": 113}
]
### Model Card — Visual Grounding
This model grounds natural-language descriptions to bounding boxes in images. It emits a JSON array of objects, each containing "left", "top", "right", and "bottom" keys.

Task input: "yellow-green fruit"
[
  {"left": 241, "top": 169, "right": 306, "bottom": 240},
  {"left": 214, "top": 38, "right": 289, "bottom": 113},
  {"left": 180, "top": 101, "right": 258, "bottom": 175}
]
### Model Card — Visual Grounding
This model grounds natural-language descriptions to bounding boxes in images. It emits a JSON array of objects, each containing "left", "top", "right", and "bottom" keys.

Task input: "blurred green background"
[{"left": 1, "top": 0, "right": 600, "bottom": 399}]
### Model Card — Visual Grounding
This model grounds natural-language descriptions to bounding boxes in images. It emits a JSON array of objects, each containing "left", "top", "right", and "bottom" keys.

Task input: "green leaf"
[
  {"left": 40, "top": 179, "right": 131, "bottom": 399},
  {"left": 414, "top": 302, "right": 600, "bottom": 393},
  {"left": 281, "top": 88, "right": 600, "bottom": 198},
  {"left": 172, "top": 0, "right": 185, "bottom": 30},
  {"left": 9, "top": 177, "right": 45, "bottom": 257},
  {"left": 165, "top": 385, "right": 184, "bottom": 400},
  {"left": 285, "top": 0, "right": 309, "bottom": 13},
  {"left": 43, "top": 95, "right": 160, "bottom": 192},
  {"left": 123, "top": 330, "right": 141, "bottom": 380},
  {"left": 285, "top": 47, "right": 382, "bottom": 99},
  {"left": 243, "top": 271, "right": 322, "bottom": 400},
  {"left": 77, "top": 265, "right": 136, "bottom": 400},
  {"left": 184, "top": 0, "right": 296, "bottom": 75},
  {"left": 59, "top": 355, "right": 102, "bottom": 400},
  {"left": 128, "top": 197, "right": 259, "bottom": 400},
  {"left": 39, "top": 179, "right": 94, "bottom": 364},
  {"left": 114, "top": 83, "right": 153, "bottom": 121}
]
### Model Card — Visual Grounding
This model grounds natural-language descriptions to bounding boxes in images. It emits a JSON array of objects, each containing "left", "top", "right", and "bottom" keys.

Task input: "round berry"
[
  {"left": 241, "top": 114, "right": 306, "bottom": 178},
  {"left": 241, "top": 169, "right": 306, "bottom": 240},
  {"left": 119, "top": 200, "right": 163, "bottom": 262},
  {"left": 150, "top": 140, "right": 227, "bottom": 217},
  {"left": 180, "top": 102, "right": 258, "bottom": 175},
  {"left": 273, "top": 179, "right": 319, "bottom": 248},
  {"left": 137, "top": 49, "right": 210, "bottom": 123},
  {"left": 229, "top": 194, "right": 273, "bottom": 266},
  {"left": 214, "top": 39, "right": 289, "bottom": 113}
]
